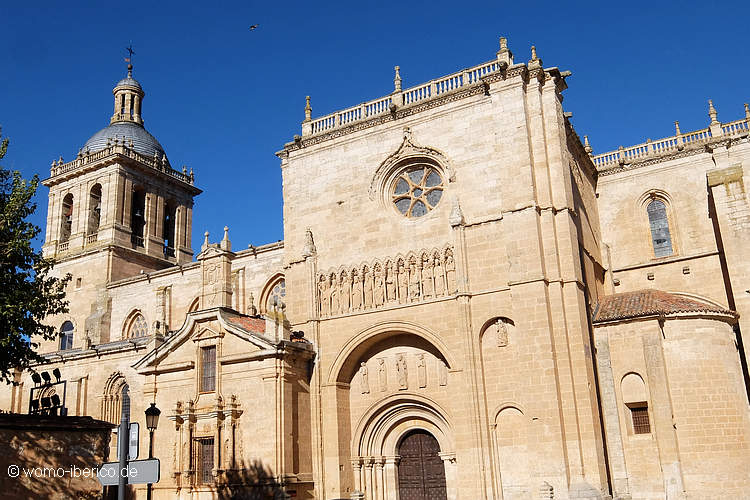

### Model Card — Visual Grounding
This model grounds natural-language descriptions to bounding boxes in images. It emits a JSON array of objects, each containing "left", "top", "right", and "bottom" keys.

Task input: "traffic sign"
[
  {"left": 128, "top": 422, "right": 139, "bottom": 460},
  {"left": 97, "top": 458, "right": 160, "bottom": 486}
]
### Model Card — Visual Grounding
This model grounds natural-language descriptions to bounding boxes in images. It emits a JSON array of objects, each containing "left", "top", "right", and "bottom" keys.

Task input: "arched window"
[
  {"left": 130, "top": 188, "right": 146, "bottom": 247},
  {"left": 60, "top": 193, "right": 74, "bottom": 242},
  {"left": 260, "top": 275, "right": 286, "bottom": 314},
  {"left": 621, "top": 373, "right": 651, "bottom": 434},
  {"left": 162, "top": 201, "right": 177, "bottom": 257},
  {"left": 647, "top": 199, "right": 673, "bottom": 257},
  {"left": 126, "top": 312, "right": 149, "bottom": 338},
  {"left": 87, "top": 184, "right": 102, "bottom": 235},
  {"left": 60, "top": 321, "right": 74, "bottom": 350},
  {"left": 187, "top": 297, "right": 200, "bottom": 313},
  {"left": 101, "top": 373, "right": 129, "bottom": 424}
]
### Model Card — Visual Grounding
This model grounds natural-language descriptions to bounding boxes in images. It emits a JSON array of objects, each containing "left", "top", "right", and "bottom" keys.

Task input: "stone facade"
[{"left": 2, "top": 37, "right": 750, "bottom": 500}]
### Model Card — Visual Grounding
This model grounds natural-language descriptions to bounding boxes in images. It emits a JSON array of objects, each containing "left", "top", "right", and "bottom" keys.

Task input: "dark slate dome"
[
  {"left": 115, "top": 76, "right": 142, "bottom": 90},
  {"left": 83, "top": 121, "right": 167, "bottom": 160}
]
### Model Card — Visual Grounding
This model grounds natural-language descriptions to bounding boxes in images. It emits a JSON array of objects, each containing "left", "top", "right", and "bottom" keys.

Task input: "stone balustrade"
[
  {"left": 48, "top": 144, "right": 194, "bottom": 184},
  {"left": 592, "top": 107, "right": 750, "bottom": 171},
  {"left": 305, "top": 59, "right": 500, "bottom": 137}
]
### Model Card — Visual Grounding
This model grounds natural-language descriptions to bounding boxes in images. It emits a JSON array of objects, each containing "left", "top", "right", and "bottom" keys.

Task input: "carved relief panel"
[{"left": 317, "top": 245, "right": 457, "bottom": 317}]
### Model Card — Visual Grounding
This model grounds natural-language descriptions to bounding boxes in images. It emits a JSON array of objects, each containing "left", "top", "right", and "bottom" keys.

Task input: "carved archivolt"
[{"left": 317, "top": 246, "right": 457, "bottom": 317}]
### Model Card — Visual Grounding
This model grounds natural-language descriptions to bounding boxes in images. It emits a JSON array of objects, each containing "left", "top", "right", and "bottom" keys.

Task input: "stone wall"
[{"left": 0, "top": 414, "right": 113, "bottom": 499}]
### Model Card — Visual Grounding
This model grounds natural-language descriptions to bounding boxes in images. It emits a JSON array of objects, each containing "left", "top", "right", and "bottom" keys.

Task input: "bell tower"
[{"left": 42, "top": 61, "right": 202, "bottom": 282}]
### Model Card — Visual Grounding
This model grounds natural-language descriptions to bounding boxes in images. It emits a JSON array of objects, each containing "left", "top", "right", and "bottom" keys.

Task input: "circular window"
[{"left": 391, "top": 165, "right": 444, "bottom": 218}]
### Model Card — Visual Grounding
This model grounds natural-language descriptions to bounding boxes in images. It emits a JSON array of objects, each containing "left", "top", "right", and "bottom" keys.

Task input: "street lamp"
[{"left": 144, "top": 403, "right": 160, "bottom": 500}]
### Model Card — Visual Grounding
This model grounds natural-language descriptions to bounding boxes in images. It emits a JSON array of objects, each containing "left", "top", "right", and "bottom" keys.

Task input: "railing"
[
  {"left": 86, "top": 233, "right": 98, "bottom": 245},
  {"left": 306, "top": 58, "right": 501, "bottom": 136},
  {"left": 49, "top": 144, "right": 194, "bottom": 185},
  {"left": 57, "top": 241, "right": 69, "bottom": 253},
  {"left": 593, "top": 115, "right": 750, "bottom": 170},
  {"left": 163, "top": 246, "right": 175, "bottom": 258},
  {"left": 131, "top": 235, "right": 144, "bottom": 248}
]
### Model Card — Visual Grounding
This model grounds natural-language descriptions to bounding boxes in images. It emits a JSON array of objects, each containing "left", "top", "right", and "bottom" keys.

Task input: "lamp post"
[{"left": 145, "top": 403, "right": 160, "bottom": 500}]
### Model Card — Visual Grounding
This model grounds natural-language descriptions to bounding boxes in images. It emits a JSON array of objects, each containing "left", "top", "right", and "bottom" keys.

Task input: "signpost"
[
  {"left": 96, "top": 458, "right": 160, "bottom": 486},
  {"left": 99, "top": 386, "right": 161, "bottom": 496},
  {"left": 128, "top": 422, "right": 139, "bottom": 460}
]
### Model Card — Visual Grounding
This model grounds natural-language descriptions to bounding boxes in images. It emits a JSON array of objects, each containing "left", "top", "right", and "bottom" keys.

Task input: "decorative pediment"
[
  {"left": 132, "top": 308, "right": 277, "bottom": 373},
  {"left": 192, "top": 326, "right": 224, "bottom": 342},
  {"left": 368, "top": 127, "right": 455, "bottom": 201}
]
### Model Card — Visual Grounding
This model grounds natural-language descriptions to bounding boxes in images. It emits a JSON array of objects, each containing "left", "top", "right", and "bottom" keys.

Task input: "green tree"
[{"left": 0, "top": 127, "right": 70, "bottom": 384}]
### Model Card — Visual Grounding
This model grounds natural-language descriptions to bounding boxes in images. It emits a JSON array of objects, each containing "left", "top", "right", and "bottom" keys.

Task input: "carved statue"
[
  {"left": 445, "top": 253, "right": 457, "bottom": 293},
  {"left": 363, "top": 268, "right": 373, "bottom": 309},
  {"left": 340, "top": 273, "right": 351, "bottom": 314},
  {"left": 422, "top": 256, "right": 434, "bottom": 298},
  {"left": 434, "top": 255, "right": 445, "bottom": 296},
  {"left": 330, "top": 275, "right": 340, "bottom": 315},
  {"left": 495, "top": 319, "right": 509, "bottom": 347},
  {"left": 359, "top": 362, "right": 370, "bottom": 394},
  {"left": 318, "top": 275, "right": 330, "bottom": 317},
  {"left": 397, "top": 262, "right": 408, "bottom": 304},
  {"left": 385, "top": 262, "right": 396, "bottom": 302},
  {"left": 409, "top": 261, "right": 421, "bottom": 301},
  {"left": 378, "top": 358, "right": 387, "bottom": 391},
  {"left": 417, "top": 353, "right": 427, "bottom": 388},
  {"left": 439, "top": 360, "right": 448, "bottom": 386},
  {"left": 224, "top": 433, "right": 232, "bottom": 469},
  {"left": 396, "top": 354, "right": 408, "bottom": 389},
  {"left": 373, "top": 265, "right": 385, "bottom": 307},
  {"left": 351, "top": 272, "right": 363, "bottom": 311}
]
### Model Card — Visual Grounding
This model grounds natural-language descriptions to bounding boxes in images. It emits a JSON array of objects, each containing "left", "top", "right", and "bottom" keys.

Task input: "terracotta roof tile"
[
  {"left": 224, "top": 314, "right": 266, "bottom": 333},
  {"left": 593, "top": 289, "right": 736, "bottom": 323}
]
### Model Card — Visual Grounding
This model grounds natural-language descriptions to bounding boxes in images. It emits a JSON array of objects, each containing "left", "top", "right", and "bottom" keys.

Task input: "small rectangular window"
[
  {"left": 630, "top": 405, "right": 651, "bottom": 434},
  {"left": 200, "top": 346, "right": 216, "bottom": 392},
  {"left": 194, "top": 437, "right": 214, "bottom": 484}
]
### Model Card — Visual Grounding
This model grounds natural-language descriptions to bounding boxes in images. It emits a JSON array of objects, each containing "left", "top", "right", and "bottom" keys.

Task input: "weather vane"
[{"left": 125, "top": 43, "right": 135, "bottom": 67}]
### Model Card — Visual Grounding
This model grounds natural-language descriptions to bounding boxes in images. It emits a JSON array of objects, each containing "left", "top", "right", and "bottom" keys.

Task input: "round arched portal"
[{"left": 351, "top": 394, "right": 456, "bottom": 500}]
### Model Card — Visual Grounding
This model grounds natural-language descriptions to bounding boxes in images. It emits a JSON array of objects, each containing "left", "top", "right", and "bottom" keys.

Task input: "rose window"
[{"left": 391, "top": 165, "right": 444, "bottom": 218}]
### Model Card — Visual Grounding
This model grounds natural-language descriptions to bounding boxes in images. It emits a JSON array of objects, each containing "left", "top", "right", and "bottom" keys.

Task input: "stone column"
[
  {"left": 384, "top": 456, "right": 399, "bottom": 500},
  {"left": 375, "top": 457, "right": 385, "bottom": 500},
  {"left": 439, "top": 452, "right": 458, "bottom": 500},
  {"left": 352, "top": 458, "right": 363, "bottom": 493},
  {"left": 364, "top": 458, "right": 374, "bottom": 500}
]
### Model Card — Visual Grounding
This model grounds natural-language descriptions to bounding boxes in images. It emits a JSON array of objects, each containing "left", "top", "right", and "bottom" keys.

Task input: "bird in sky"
[{"left": 249, "top": 24, "right": 259, "bottom": 30}]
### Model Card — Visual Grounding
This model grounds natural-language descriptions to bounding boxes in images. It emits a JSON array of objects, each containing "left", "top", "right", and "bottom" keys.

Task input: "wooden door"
[{"left": 398, "top": 430, "right": 447, "bottom": 500}]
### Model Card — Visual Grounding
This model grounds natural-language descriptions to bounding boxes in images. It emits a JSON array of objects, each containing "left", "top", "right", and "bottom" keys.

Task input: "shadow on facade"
[{"left": 216, "top": 460, "right": 287, "bottom": 500}]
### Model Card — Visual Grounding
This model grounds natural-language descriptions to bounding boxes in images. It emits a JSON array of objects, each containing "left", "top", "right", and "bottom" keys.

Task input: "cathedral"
[{"left": 2, "top": 36, "right": 750, "bottom": 500}]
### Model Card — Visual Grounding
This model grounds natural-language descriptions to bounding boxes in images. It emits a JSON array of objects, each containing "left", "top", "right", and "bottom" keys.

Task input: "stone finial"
[
  {"left": 708, "top": 99, "right": 719, "bottom": 124},
  {"left": 675, "top": 121, "right": 684, "bottom": 150},
  {"left": 583, "top": 135, "right": 593, "bottom": 155},
  {"left": 449, "top": 197, "right": 464, "bottom": 227},
  {"left": 674, "top": 120, "right": 682, "bottom": 135},
  {"left": 496, "top": 36, "right": 513, "bottom": 68},
  {"left": 182, "top": 166, "right": 187, "bottom": 175},
  {"left": 745, "top": 103, "right": 750, "bottom": 120},
  {"left": 221, "top": 226, "right": 231, "bottom": 251},
  {"left": 394, "top": 66, "right": 402, "bottom": 92},
  {"left": 202, "top": 231, "right": 209, "bottom": 251},
  {"left": 528, "top": 45, "right": 542, "bottom": 69},
  {"left": 304, "top": 96, "right": 312, "bottom": 122},
  {"left": 302, "top": 228, "right": 316, "bottom": 258},
  {"left": 248, "top": 292, "right": 258, "bottom": 316},
  {"left": 58, "top": 155, "right": 63, "bottom": 164},
  {"left": 189, "top": 168, "right": 195, "bottom": 183}
]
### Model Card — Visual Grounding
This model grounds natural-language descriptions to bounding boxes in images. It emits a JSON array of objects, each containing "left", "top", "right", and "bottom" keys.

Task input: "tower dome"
[{"left": 81, "top": 63, "right": 169, "bottom": 162}]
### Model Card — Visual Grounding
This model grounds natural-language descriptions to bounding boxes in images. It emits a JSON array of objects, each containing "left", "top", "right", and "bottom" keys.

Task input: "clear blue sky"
[{"left": 2, "top": 1, "right": 749, "bottom": 252}]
